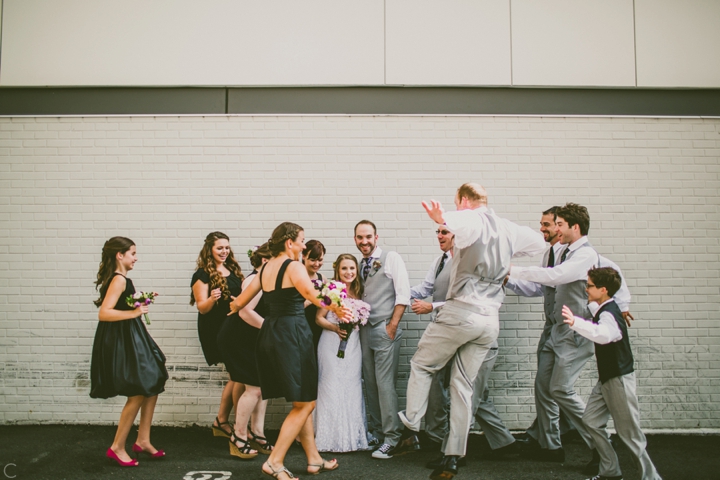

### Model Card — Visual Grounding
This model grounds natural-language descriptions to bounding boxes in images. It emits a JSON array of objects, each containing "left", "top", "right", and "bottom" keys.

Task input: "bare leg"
[
  {"left": 250, "top": 399, "right": 269, "bottom": 438},
  {"left": 135, "top": 395, "right": 160, "bottom": 454},
  {"left": 110, "top": 395, "right": 144, "bottom": 462},
  {"left": 232, "top": 381, "right": 245, "bottom": 407},
  {"left": 300, "top": 413, "right": 337, "bottom": 474},
  {"left": 233, "top": 386, "right": 262, "bottom": 441},
  {"left": 213, "top": 380, "right": 240, "bottom": 435},
  {"left": 263, "top": 401, "right": 337, "bottom": 478}
]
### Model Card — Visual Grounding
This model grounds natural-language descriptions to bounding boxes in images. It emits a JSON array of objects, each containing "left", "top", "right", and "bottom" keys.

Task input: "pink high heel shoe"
[
  {"left": 132, "top": 443, "right": 166, "bottom": 458},
  {"left": 106, "top": 448, "right": 139, "bottom": 467}
]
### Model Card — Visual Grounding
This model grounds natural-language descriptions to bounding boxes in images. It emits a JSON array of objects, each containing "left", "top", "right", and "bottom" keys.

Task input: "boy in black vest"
[{"left": 562, "top": 267, "right": 662, "bottom": 480}]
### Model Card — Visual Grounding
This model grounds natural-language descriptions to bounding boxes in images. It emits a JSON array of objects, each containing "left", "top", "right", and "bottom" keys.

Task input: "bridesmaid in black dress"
[
  {"left": 302, "top": 239, "right": 326, "bottom": 353},
  {"left": 220, "top": 243, "right": 275, "bottom": 459},
  {"left": 190, "top": 232, "right": 245, "bottom": 438},
  {"left": 229, "top": 222, "right": 352, "bottom": 480},
  {"left": 91, "top": 237, "right": 168, "bottom": 467}
]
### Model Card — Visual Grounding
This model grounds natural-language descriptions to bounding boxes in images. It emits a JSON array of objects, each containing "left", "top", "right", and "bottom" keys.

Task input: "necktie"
[
  {"left": 436, "top": 253, "right": 447, "bottom": 278},
  {"left": 362, "top": 257, "right": 372, "bottom": 281},
  {"left": 559, "top": 246, "right": 569, "bottom": 264},
  {"left": 547, "top": 246, "right": 555, "bottom": 268}
]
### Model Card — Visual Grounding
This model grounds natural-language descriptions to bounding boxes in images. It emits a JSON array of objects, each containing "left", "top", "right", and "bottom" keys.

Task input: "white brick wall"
[{"left": 1, "top": 115, "right": 718, "bottom": 430}]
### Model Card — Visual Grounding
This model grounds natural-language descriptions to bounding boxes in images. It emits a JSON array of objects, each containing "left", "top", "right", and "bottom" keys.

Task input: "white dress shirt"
[
  {"left": 506, "top": 242, "right": 566, "bottom": 298},
  {"left": 444, "top": 206, "right": 546, "bottom": 309},
  {"left": 365, "top": 247, "right": 411, "bottom": 306},
  {"left": 509, "top": 237, "right": 632, "bottom": 312},
  {"left": 569, "top": 299, "right": 622, "bottom": 345},
  {"left": 410, "top": 251, "right": 451, "bottom": 311}
]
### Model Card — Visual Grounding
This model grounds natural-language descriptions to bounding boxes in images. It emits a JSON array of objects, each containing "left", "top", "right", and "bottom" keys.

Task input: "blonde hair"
[{"left": 456, "top": 183, "right": 488, "bottom": 206}]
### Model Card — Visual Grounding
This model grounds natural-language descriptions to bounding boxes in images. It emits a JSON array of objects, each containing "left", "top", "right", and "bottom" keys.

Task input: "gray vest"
[
  {"left": 361, "top": 250, "right": 396, "bottom": 326},
  {"left": 447, "top": 208, "right": 513, "bottom": 307},
  {"left": 551, "top": 242, "right": 597, "bottom": 324},
  {"left": 433, "top": 254, "right": 452, "bottom": 304}
]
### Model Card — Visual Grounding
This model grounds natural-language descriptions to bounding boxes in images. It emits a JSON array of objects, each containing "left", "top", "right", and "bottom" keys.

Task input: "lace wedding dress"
[{"left": 314, "top": 298, "right": 370, "bottom": 452}]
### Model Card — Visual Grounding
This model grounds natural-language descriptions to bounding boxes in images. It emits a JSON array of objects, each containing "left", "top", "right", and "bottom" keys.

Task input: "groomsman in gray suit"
[
  {"left": 398, "top": 183, "right": 545, "bottom": 480},
  {"left": 408, "top": 225, "right": 455, "bottom": 451},
  {"left": 508, "top": 204, "right": 633, "bottom": 475},
  {"left": 354, "top": 220, "right": 411, "bottom": 460}
]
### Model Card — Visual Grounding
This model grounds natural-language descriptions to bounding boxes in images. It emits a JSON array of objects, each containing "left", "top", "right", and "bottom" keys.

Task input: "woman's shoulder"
[{"left": 191, "top": 268, "right": 210, "bottom": 285}]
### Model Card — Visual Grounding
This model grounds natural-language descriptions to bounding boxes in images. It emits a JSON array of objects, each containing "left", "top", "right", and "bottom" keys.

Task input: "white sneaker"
[{"left": 371, "top": 443, "right": 393, "bottom": 459}]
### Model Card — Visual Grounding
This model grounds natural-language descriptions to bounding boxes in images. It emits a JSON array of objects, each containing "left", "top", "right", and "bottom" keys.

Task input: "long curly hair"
[
  {"left": 268, "top": 222, "right": 304, "bottom": 257},
  {"left": 190, "top": 232, "right": 243, "bottom": 305},
  {"left": 94, "top": 236, "right": 135, "bottom": 308},
  {"left": 333, "top": 253, "right": 363, "bottom": 299}
]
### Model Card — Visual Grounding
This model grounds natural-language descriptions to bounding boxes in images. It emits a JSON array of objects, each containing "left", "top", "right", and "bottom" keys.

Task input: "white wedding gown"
[{"left": 314, "top": 299, "right": 370, "bottom": 452}]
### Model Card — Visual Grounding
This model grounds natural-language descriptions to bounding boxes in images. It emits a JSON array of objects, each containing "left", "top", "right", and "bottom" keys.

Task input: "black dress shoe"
[
  {"left": 484, "top": 441, "right": 520, "bottom": 460},
  {"left": 425, "top": 454, "right": 467, "bottom": 470},
  {"left": 429, "top": 455, "right": 459, "bottom": 480},
  {"left": 390, "top": 434, "right": 421, "bottom": 456},
  {"left": 584, "top": 448, "right": 601, "bottom": 475},
  {"left": 516, "top": 435, "right": 540, "bottom": 450},
  {"left": 585, "top": 476, "right": 623, "bottom": 480},
  {"left": 524, "top": 447, "right": 565, "bottom": 463}
]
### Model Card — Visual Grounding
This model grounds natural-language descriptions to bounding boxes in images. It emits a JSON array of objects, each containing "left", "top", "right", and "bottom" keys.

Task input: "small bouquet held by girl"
[
  {"left": 312, "top": 279, "right": 371, "bottom": 358},
  {"left": 126, "top": 291, "right": 158, "bottom": 325}
]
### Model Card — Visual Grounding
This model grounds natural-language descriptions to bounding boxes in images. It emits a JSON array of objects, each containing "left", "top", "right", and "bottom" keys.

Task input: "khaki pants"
[{"left": 400, "top": 300, "right": 498, "bottom": 456}]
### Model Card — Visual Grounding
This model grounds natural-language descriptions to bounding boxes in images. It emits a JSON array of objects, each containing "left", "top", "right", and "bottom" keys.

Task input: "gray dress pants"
[
  {"left": 400, "top": 300, "right": 498, "bottom": 456},
  {"left": 360, "top": 320, "right": 402, "bottom": 447},
  {"left": 583, "top": 373, "right": 662, "bottom": 480},
  {"left": 469, "top": 346, "right": 515, "bottom": 450},
  {"left": 535, "top": 323, "right": 595, "bottom": 450},
  {"left": 425, "top": 363, "right": 451, "bottom": 444},
  {"left": 429, "top": 346, "right": 514, "bottom": 451}
]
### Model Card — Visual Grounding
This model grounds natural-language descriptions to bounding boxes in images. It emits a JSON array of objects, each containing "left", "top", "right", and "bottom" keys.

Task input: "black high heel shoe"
[{"left": 249, "top": 431, "right": 275, "bottom": 454}]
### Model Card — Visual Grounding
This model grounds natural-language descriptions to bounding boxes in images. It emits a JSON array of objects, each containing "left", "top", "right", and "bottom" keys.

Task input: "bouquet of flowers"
[
  {"left": 126, "top": 291, "right": 158, "bottom": 325},
  {"left": 335, "top": 300, "right": 371, "bottom": 359},
  {"left": 311, "top": 279, "right": 347, "bottom": 308}
]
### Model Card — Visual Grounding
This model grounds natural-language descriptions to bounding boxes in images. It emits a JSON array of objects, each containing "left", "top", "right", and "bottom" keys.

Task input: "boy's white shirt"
[{"left": 570, "top": 298, "right": 622, "bottom": 345}]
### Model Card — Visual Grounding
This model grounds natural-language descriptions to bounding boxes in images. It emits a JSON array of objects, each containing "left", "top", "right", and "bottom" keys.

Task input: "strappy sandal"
[
  {"left": 262, "top": 461, "right": 296, "bottom": 479},
  {"left": 307, "top": 458, "right": 339, "bottom": 475},
  {"left": 229, "top": 432, "right": 258, "bottom": 460},
  {"left": 249, "top": 430, "right": 275, "bottom": 454},
  {"left": 212, "top": 416, "right": 233, "bottom": 438}
]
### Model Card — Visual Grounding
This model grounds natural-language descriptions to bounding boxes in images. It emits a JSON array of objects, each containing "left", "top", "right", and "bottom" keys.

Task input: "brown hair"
[
  {"left": 354, "top": 220, "right": 377, "bottom": 235},
  {"left": 456, "top": 183, "right": 488, "bottom": 205},
  {"left": 268, "top": 222, "right": 304, "bottom": 257},
  {"left": 190, "top": 231, "right": 243, "bottom": 305},
  {"left": 333, "top": 254, "right": 363, "bottom": 299},
  {"left": 250, "top": 242, "right": 272, "bottom": 269},
  {"left": 587, "top": 267, "right": 622, "bottom": 298},
  {"left": 94, "top": 236, "right": 135, "bottom": 307},
  {"left": 303, "top": 239, "right": 326, "bottom": 260},
  {"left": 556, "top": 203, "right": 590, "bottom": 236}
]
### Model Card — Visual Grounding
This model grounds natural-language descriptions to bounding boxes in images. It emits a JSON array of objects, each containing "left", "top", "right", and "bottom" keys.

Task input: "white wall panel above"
[
  {"left": 385, "top": 0, "right": 511, "bottom": 85},
  {"left": 0, "top": 0, "right": 385, "bottom": 86},
  {"left": 511, "top": 0, "right": 636, "bottom": 87},
  {"left": 635, "top": 0, "right": 720, "bottom": 88}
]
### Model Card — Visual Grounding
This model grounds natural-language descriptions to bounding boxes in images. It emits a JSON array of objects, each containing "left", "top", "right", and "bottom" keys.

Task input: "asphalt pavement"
[{"left": 0, "top": 425, "right": 717, "bottom": 480}]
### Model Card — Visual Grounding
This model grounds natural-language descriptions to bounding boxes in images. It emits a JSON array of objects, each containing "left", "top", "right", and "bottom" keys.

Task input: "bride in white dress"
[{"left": 314, "top": 254, "right": 370, "bottom": 452}]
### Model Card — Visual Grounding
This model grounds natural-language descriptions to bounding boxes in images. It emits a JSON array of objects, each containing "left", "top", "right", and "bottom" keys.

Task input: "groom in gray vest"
[
  {"left": 354, "top": 220, "right": 411, "bottom": 459},
  {"left": 398, "top": 183, "right": 545, "bottom": 479}
]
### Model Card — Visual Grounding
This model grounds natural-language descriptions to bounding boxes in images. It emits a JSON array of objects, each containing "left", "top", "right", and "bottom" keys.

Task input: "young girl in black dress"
[
  {"left": 191, "top": 232, "right": 245, "bottom": 438},
  {"left": 229, "top": 223, "right": 352, "bottom": 480},
  {"left": 91, "top": 237, "right": 168, "bottom": 467}
]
